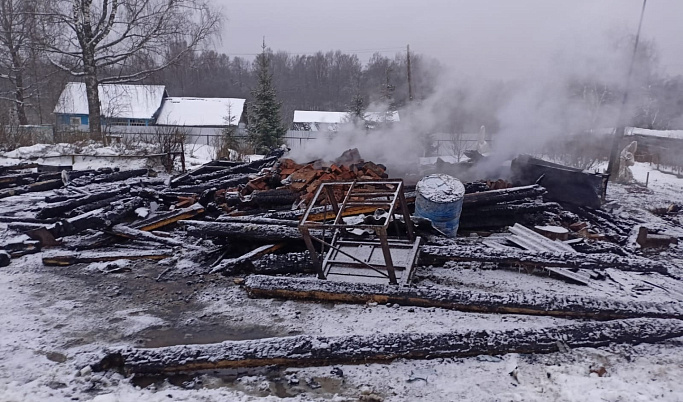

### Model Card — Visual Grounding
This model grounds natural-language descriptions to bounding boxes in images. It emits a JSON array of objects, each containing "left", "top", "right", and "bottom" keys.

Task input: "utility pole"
[
  {"left": 606, "top": 0, "right": 648, "bottom": 178},
  {"left": 406, "top": 44, "right": 413, "bottom": 102}
]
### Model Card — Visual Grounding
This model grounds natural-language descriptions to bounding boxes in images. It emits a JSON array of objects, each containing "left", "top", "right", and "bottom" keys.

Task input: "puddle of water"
[{"left": 134, "top": 323, "right": 279, "bottom": 348}]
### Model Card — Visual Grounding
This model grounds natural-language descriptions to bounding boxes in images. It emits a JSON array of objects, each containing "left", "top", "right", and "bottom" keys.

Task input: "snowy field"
[{"left": 0, "top": 148, "right": 682, "bottom": 401}]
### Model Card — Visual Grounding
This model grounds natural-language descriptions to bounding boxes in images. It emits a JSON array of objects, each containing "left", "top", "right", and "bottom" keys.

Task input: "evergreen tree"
[{"left": 248, "top": 42, "right": 287, "bottom": 153}]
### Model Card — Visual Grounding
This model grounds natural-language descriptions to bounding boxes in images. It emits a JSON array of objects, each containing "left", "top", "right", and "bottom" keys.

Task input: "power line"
[{"left": 223, "top": 47, "right": 407, "bottom": 57}]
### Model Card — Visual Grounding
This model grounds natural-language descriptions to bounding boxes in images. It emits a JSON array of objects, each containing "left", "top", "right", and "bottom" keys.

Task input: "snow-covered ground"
[{"left": 0, "top": 160, "right": 682, "bottom": 401}]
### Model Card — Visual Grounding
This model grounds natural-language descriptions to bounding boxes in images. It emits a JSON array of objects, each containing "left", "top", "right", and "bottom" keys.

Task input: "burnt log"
[
  {"left": 67, "top": 194, "right": 129, "bottom": 217},
  {"left": 70, "top": 169, "right": 148, "bottom": 187},
  {"left": 420, "top": 245, "right": 671, "bottom": 275},
  {"left": 173, "top": 174, "right": 250, "bottom": 194},
  {"left": 42, "top": 249, "right": 172, "bottom": 266},
  {"left": 244, "top": 275, "right": 683, "bottom": 320},
  {"left": 2, "top": 240, "right": 41, "bottom": 257},
  {"left": 180, "top": 220, "right": 320, "bottom": 243},
  {"left": 94, "top": 318, "right": 683, "bottom": 374},
  {"left": 171, "top": 156, "right": 279, "bottom": 188},
  {"left": 37, "top": 187, "right": 129, "bottom": 219},
  {"left": 109, "top": 224, "right": 199, "bottom": 249},
  {"left": 27, "top": 179, "right": 64, "bottom": 192},
  {"left": 48, "top": 197, "right": 144, "bottom": 238},
  {"left": 462, "top": 185, "right": 546, "bottom": 207},
  {"left": 215, "top": 216, "right": 300, "bottom": 227},
  {"left": 131, "top": 203, "right": 205, "bottom": 231},
  {"left": 251, "top": 188, "right": 299, "bottom": 207}
]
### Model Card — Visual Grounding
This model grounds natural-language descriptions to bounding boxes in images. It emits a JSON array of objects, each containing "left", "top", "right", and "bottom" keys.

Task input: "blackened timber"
[
  {"left": 37, "top": 187, "right": 129, "bottom": 219},
  {"left": 42, "top": 249, "right": 172, "bottom": 266},
  {"left": 180, "top": 220, "right": 323, "bottom": 242},
  {"left": 27, "top": 179, "right": 64, "bottom": 192},
  {"left": 171, "top": 156, "right": 279, "bottom": 188},
  {"left": 70, "top": 169, "right": 148, "bottom": 187},
  {"left": 110, "top": 224, "right": 199, "bottom": 249},
  {"left": 174, "top": 174, "right": 250, "bottom": 193},
  {"left": 420, "top": 245, "right": 670, "bottom": 275},
  {"left": 244, "top": 275, "right": 683, "bottom": 320},
  {"left": 462, "top": 185, "right": 546, "bottom": 207},
  {"left": 94, "top": 318, "right": 683, "bottom": 374},
  {"left": 248, "top": 252, "right": 315, "bottom": 275},
  {"left": 251, "top": 188, "right": 299, "bottom": 207},
  {"left": 459, "top": 201, "right": 561, "bottom": 230},
  {"left": 67, "top": 194, "right": 129, "bottom": 217},
  {"left": 48, "top": 197, "right": 144, "bottom": 238},
  {"left": 216, "top": 216, "right": 300, "bottom": 227},
  {"left": 211, "top": 243, "right": 285, "bottom": 274},
  {"left": 131, "top": 203, "right": 205, "bottom": 231}
]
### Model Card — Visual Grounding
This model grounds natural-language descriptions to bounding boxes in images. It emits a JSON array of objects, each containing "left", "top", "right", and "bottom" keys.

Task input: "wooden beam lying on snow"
[
  {"left": 94, "top": 318, "right": 683, "bottom": 375},
  {"left": 243, "top": 275, "right": 683, "bottom": 320},
  {"left": 420, "top": 245, "right": 671, "bottom": 275},
  {"left": 133, "top": 203, "right": 205, "bottom": 231},
  {"left": 42, "top": 249, "right": 172, "bottom": 266}
]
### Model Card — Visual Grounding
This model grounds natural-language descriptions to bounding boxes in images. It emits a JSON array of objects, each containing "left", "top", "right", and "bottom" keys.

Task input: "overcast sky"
[{"left": 217, "top": 0, "right": 683, "bottom": 80}]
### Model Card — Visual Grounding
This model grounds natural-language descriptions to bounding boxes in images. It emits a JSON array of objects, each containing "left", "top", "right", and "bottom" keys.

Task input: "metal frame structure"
[{"left": 298, "top": 179, "right": 421, "bottom": 285}]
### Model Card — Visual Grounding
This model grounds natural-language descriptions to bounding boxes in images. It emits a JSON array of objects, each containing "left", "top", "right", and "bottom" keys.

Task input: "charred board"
[
  {"left": 94, "top": 318, "right": 683, "bottom": 375},
  {"left": 42, "top": 249, "right": 172, "bottom": 266},
  {"left": 180, "top": 220, "right": 322, "bottom": 243},
  {"left": 462, "top": 185, "right": 546, "bottom": 207},
  {"left": 420, "top": 245, "right": 671, "bottom": 275},
  {"left": 243, "top": 275, "right": 683, "bottom": 320}
]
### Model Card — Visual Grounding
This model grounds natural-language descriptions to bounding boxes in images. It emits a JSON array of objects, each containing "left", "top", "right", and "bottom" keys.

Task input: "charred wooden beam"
[
  {"left": 132, "top": 203, "right": 205, "bottom": 231},
  {"left": 42, "top": 249, "right": 172, "bottom": 266},
  {"left": 37, "top": 187, "right": 129, "bottom": 219},
  {"left": 173, "top": 174, "right": 250, "bottom": 194},
  {"left": 216, "top": 216, "right": 300, "bottom": 227},
  {"left": 211, "top": 243, "right": 285, "bottom": 274},
  {"left": 27, "top": 179, "right": 64, "bottom": 192},
  {"left": 0, "top": 216, "right": 58, "bottom": 224},
  {"left": 459, "top": 201, "right": 561, "bottom": 230},
  {"left": 245, "top": 275, "right": 683, "bottom": 320},
  {"left": 2, "top": 240, "right": 41, "bottom": 258},
  {"left": 462, "top": 185, "right": 546, "bottom": 207},
  {"left": 48, "top": 197, "right": 144, "bottom": 238},
  {"left": 420, "top": 245, "right": 671, "bottom": 275},
  {"left": 109, "top": 224, "right": 199, "bottom": 249},
  {"left": 180, "top": 220, "right": 318, "bottom": 243},
  {"left": 70, "top": 169, "right": 148, "bottom": 187},
  {"left": 94, "top": 318, "right": 683, "bottom": 374},
  {"left": 67, "top": 194, "right": 129, "bottom": 217}
]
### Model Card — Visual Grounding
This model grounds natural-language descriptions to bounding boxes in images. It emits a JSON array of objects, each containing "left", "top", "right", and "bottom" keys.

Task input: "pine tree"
[{"left": 248, "top": 41, "right": 286, "bottom": 153}]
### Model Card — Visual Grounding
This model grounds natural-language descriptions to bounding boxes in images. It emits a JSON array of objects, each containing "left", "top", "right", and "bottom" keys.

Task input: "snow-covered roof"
[
  {"left": 292, "top": 110, "right": 400, "bottom": 124},
  {"left": 54, "top": 82, "right": 166, "bottom": 120},
  {"left": 156, "top": 97, "right": 246, "bottom": 126},
  {"left": 627, "top": 127, "right": 683, "bottom": 141},
  {"left": 293, "top": 111, "right": 348, "bottom": 124}
]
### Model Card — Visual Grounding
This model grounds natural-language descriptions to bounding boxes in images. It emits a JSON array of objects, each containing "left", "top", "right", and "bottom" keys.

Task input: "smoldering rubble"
[{"left": 0, "top": 145, "right": 682, "bottom": 394}]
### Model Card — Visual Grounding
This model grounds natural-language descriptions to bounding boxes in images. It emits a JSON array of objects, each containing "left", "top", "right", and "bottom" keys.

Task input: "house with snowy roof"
[
  {"left": 54, "top": 82, "right": 168, "bottom": 127},
  {"left": 291, "top": 110, "right": 400, "bottom": 131},
  {"left": 155, "top": 97, "right": 246, "bottom": 128}
]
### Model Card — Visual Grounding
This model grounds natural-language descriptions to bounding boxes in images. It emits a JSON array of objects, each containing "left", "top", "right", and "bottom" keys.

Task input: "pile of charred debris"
[{"left": 1, "top": 148, "right": 682, "bottom": 376}]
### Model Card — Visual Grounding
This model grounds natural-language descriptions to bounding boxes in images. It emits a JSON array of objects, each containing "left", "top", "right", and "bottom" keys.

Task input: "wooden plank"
[
  {"left": 133, "top": 203, "right": 205, "bottom": 231},
  {"left": 94, "top": 318, "right": 683, "bottom": 374}
]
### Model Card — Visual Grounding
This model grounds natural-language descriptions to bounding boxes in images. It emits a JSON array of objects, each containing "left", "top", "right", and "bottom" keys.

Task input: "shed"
[
  {"left": 156, "top": 97, "right": 246, "bottom": 127},
  {"left": 54, "top": 82, "right": 167, "bottom": 127}
]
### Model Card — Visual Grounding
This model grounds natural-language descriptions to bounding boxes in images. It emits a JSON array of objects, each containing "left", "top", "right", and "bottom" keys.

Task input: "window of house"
[
  {"left": 129, "top": 119, "right": 146, "bottom": 126},
  {"left": 70, "top": 117, "right": 81, "bottom": 126}
]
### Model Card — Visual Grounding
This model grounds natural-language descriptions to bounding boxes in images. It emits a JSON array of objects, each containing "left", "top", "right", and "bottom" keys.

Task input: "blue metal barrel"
[{"left": 414, "top": 174, "right": 465, "bottom": 237}]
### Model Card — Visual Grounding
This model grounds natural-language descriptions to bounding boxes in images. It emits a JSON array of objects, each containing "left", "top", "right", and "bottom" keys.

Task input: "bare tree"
[
  {"left": 0, "top": 0, "right": 38, "bottom": 125},
  {"left": 38, "top": 0, "right": 222, "bottom": 135}
]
